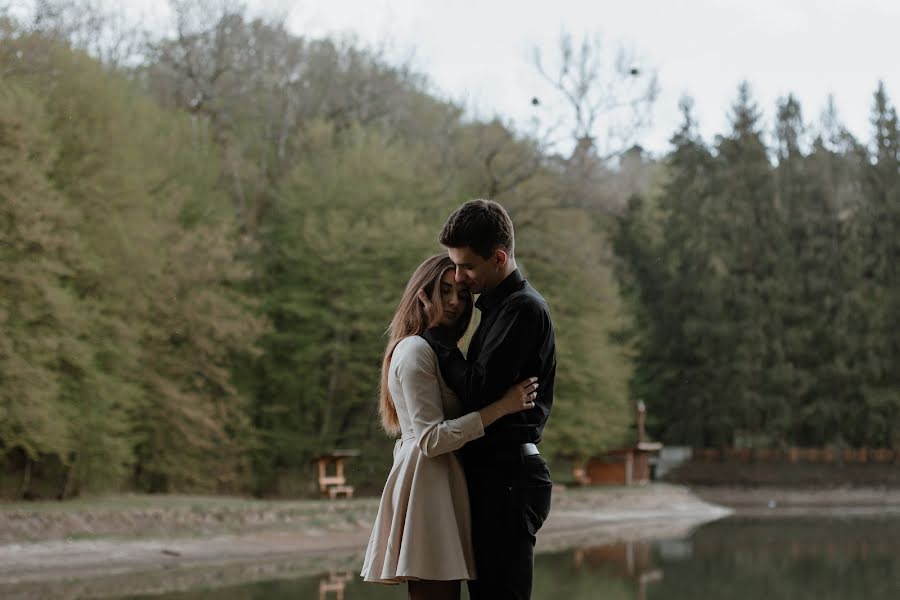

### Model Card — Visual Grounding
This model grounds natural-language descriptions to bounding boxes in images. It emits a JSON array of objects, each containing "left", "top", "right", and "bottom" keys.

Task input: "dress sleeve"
[{"left": 397, "top": 338, "right": 485, "bottom": 458}]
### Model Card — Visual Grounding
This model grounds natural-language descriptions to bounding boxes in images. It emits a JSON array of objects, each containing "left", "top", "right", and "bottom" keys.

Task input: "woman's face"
[{"left": 438, "top": 268, "right": 471, "bottom": 328}]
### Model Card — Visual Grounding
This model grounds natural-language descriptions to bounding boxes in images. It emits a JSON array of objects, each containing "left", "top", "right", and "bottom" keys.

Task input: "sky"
[
  {"left": 289, "top": 0, "right": 899, "bottom": 156},
  {"left": 95, "top": 1, "right": 900, "bottom": 155}
]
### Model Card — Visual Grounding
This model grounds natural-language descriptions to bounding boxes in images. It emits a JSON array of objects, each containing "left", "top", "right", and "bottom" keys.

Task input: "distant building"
[{"left": 573, "top": 400, "right": 663, "bottom": 486}]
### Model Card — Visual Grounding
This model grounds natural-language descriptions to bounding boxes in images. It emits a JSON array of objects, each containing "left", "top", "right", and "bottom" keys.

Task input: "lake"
[{"left": 111, "top": 513, "right": 899, "bottom": 600}]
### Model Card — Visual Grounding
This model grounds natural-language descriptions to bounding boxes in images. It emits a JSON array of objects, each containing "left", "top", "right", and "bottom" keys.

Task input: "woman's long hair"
[{"left": 379, "top": 254, "right": 473, "bottom": 435}]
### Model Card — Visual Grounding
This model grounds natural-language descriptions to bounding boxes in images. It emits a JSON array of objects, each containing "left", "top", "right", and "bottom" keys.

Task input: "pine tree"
[
  {"left": 614, "top": 97, "right": 730, "bottom": 445},
  {"left": 774, "top": 94, "right": 849, "bottom": 445},
  {"left": 850, "top": 82, "right": 900, "bottom": 446},
  {"left": 708, "top": 83, "right": 785, "bottom": 446}
]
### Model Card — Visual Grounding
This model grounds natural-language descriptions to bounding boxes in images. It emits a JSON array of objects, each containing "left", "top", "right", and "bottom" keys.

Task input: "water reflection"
[
  {"left": 531, "top": 516, "right": 900, "bottom": 600},
  {"left": 573, "top": 541, "right": 662, "bottom": 600},
  {"left": 318, "top": 570, "right": 352, "bottom": 600},
  {"left": 649, "top": 516, "right": 900, "bottom": 600}
]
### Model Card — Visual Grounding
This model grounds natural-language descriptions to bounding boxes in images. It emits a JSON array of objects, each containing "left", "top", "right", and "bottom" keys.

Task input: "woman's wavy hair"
[{"left": 379, "top": 254, "right": 473, "bottom": 434}]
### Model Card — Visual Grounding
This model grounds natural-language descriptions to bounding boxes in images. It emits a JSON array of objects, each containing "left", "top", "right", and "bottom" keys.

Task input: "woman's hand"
[
  {"left": 416, "top": 288, "right": 443, "bottom": 328},
  {"left": 500, "top": 377, "right": 539, "bottom": 415},
  {"left": 478, "top": 377, "right": 539, "bottom": 429}
]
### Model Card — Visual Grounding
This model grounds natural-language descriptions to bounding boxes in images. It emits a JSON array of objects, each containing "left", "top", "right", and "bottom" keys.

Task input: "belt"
[
  {"left": 480, "top": 442, "right": 540, "bottom": 464},
  {"left": 521, "top": 443, "right": 540, "bottom": 457}
]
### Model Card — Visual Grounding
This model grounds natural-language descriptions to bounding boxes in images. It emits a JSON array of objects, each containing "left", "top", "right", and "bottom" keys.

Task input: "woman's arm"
[
  {"left": 399, "top": 339, "right": 483, "bottom": 457},
  {"left": 399, "top": 339, "right": 537, "bottom": 458}
]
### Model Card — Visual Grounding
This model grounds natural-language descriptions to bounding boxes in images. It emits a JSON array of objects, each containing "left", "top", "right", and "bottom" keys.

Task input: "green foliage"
[
  {"left": 17, "top": 3, "right": 900, "bottom": 504},
  {"left": 252, "top": 122, "right": 455, "bottom": 492},
  {"left": 615, "top": 84, "right": 900, "bottom": 449},
  {"left": 0, "top": 7, "right": 646, "bottom": 499},
  {"left": 512, "top": 192, "right": 634, "bottom": 457},
  {"left": 0, "top": 82, "right": 80, "bottom": 465},
  {"left": 1, "top": 30, "right": 262, "bottom": 497}
]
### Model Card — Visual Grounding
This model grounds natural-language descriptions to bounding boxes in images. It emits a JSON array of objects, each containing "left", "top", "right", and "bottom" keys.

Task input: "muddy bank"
[
  {"left": 0, "top": 484, "right": 724, "bottom": 545},
  {"left": 0, "top": 495, "right": 378, "bottom": 544},
  {"left": 0, "top": 484, "right": 728, "bottom": 598}
]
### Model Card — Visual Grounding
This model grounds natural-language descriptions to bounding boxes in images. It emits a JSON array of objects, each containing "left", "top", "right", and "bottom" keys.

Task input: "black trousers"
[{"left": 464, "top": 453, "right": 553, "bottom": 600}]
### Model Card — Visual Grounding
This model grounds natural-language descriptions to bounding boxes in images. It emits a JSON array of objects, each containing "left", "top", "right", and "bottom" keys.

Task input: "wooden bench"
[
  {"left": 327, "top": 484, "right": 355, "bottom": 499},
  {"left": 311, "top": 450, "right": 360, "bottom": 499}
]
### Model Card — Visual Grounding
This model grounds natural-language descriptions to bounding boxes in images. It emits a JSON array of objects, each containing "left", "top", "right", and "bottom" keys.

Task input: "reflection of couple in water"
[{"left": 361, "top": 199, "right": 557, "bottom": 600}]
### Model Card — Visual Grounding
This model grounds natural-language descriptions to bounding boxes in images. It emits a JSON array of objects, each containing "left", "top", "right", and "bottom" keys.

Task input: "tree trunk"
[{"left": 17, "top": 457, "right": 32, "bottom": 500}]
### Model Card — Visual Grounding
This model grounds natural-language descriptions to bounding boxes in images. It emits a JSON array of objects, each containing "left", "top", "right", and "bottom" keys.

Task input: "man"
[{"left": 418, "top": 199, "right": 556, "bottom": 600}]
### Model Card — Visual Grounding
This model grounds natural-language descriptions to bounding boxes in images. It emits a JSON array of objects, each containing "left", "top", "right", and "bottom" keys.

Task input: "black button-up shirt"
[{"left": 422, "top": 269, "right": 556, "bottom": 460}]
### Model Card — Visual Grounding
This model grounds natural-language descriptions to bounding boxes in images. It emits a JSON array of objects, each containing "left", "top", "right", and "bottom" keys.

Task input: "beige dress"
[{"left": 361, "top": 335, "right": 485, "bottom": 583}]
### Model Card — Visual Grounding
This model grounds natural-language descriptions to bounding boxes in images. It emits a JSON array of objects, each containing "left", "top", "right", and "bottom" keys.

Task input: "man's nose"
[{"left": 455, "top": 268, "right": 466, "bottom": 283}]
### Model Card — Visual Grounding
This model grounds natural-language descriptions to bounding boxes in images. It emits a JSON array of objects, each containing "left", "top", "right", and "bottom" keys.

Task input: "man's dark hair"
[{"left": 439, "top": 199, "right": 515, "bottom": 259}]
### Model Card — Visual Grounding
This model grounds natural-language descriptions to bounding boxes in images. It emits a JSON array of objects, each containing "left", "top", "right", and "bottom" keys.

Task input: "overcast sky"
[{"left": 113, "top": 1, "right": 900, "bottom": 155}]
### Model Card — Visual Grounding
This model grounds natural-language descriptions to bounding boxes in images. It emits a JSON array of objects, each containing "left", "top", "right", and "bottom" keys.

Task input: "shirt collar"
[{"left": 475, "top": 269, "right": 525, "bottom": 313}]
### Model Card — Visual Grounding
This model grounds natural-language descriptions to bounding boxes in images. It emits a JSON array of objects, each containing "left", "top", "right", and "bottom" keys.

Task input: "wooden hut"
[{"left": 574, "top": 401, "right": 663, "bottom": 486}]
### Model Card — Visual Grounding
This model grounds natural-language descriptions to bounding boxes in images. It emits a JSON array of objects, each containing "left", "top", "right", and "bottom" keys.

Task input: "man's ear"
[{"left": 494, "top": 248, "right": 509, "bottom": 267}]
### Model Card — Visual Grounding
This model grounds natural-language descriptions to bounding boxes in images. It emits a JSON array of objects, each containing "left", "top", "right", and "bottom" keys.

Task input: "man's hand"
[{"left": 416, "top": 288, "right": 443, "bottom": 328}]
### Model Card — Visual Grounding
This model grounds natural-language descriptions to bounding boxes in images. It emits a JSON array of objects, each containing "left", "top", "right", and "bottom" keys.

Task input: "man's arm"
[{"left": 422, "top": 300, "right": 544, "bottom": 413}]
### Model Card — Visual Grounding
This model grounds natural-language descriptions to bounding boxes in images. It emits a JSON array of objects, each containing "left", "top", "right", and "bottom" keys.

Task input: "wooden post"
[
  {"left": 625, "top": 451, "right": 633, "bottom": 486},
  {"left": 636, "top": 400, "right": 646, "bottom": 443}
]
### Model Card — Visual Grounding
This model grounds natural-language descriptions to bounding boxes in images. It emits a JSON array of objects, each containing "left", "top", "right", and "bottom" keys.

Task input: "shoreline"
[
  {"left": 3, "top": 484, "right": 898, "bottom": 598},
  {"left": 690, "top": 485, "right": 900, "bottom": 513},
  {"left": 0, "top": 484, "right": 727, "bottom": 593}
]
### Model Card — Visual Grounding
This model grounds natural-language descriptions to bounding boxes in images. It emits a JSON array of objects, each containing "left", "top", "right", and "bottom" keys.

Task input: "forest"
[{"left": 1, "top": 1, "right": 897, "bottom": 499}]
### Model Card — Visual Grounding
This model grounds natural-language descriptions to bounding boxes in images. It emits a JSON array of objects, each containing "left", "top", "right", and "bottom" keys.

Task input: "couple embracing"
[{"left": 361, "top": 199, "right": 557, "bottom": 600}]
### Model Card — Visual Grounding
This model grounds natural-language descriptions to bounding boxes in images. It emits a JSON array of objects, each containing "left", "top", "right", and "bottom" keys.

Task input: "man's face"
[{"left": 447, "top": 246, "right": 503, "bottom": 295}]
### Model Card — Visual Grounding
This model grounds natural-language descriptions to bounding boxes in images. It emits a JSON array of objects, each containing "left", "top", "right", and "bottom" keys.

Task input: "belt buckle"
[{"left": 520, "top": 443, "right": 539, "bottom": 457}]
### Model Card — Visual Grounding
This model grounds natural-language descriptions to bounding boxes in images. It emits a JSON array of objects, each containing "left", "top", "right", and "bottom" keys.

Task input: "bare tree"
[
  {"left": 466, "top": 119, "right": 545, "bottom": 198},
  {"left": 20, "top": 0, "right": 144, "bottom": 67},
  {"left": 146, "top": 1, "right": 423, "bottom": 230},
  {"left": 527, "top": 30, "right": 660, "bottom": 217},
  {"left": 532, "top": 30, "right": 658, "bottom": 164}
]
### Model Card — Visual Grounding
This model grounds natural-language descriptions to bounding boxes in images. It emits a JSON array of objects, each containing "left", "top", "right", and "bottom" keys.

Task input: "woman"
[{"left": 361, "top": 254, "right": 539, "bottom": 600}]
